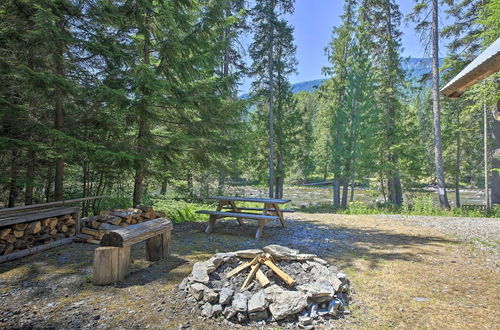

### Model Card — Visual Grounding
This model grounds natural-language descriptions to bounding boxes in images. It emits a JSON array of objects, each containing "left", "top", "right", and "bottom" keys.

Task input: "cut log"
[
  {"left": 226, "top": 257, "right": 259, "bottom": 278},
  {"left": 86, "top": 238, "right": 100, "bottom": 245},
  {"left": 99, "top": 223, "right": 120, "bottom": 231},
  {"left": 65, "top": 218, "right": 76, "bottom": 226},
  {"left": 60, "top": 225, "right": 68, "bottom": 233},
  {"left": 92, "top": 246, "right": 130, "bottom": 285},
  {"left": 48, "top": 219, "right": 58, "bottom": 230},
  {"left": 4, "top": 234, "right": 16, "bottom": 244},
  {"left": 255, "top": 268, "right": 270, "bottom": 287},
  {"left": 13, "top": 230, "right": 24, "bottom": 238},
  {"left": 4, "top": 244, "right": 13, "bottom": 255},
  {"left": 50, "top": 229, "right": 58, "bottom": 236},
  {"left": 100, "top": 210, "right": 111, "bottom": 216},
  {"left": 90, "top": 219, "right": 101, "bottom": 229},
  {"left": 100, "top": 218, "right": 173, "bottom": 248},
  {"left": 13, "top": 223, "right": 28, "bottom": 231},
  {"left": 135, "top": 205, "right": 153, "bottom": 213},
  {"left": 102, "top": 215, "right": 121, "bottom": 225},
  {"left": 263, "top": 260, "right": 295, "bottom": 286},
  {"left": 143, "top": 211, "right": 156, "bottom": 219},
  {"left": 241, "top": 264, "right": 260, "bottom": 291},
  {"left": 145, "top": 231, "right": 171, "bottom": 261},
  {"left": 0, "top": 228, "right": 12, "bottom": 239},
  {"left": 74, "top": 233, "right": 93, "bottom": 242},
  {"left": 82, "top": 227, "right": 100, "bottom": 239}
]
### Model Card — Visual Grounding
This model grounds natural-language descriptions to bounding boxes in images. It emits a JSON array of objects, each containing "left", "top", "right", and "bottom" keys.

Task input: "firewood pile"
[
  {"left": 0, "top": 214, "right": 77, "bottom": 256},
  {"left": 179, "top": 245, "right": 350, "bottom": 327},
  {"left": 79, "top": 205, "right": 165, "bottom": 244}
]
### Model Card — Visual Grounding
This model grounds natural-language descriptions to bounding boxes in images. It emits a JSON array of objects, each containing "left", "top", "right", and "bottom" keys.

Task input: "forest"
[{"left": 1, "top": 0, "right": 499, "bottom": 217}]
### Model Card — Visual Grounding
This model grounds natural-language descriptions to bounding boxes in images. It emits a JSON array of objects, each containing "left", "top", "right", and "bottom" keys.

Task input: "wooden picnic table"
[{"left": 196, "top": 196, "right": 294, "bottom": 239}]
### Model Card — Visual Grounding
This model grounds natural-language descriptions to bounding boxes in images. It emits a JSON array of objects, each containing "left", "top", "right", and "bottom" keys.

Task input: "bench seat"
[
  {"left": 196, "top": 210, "right": 279, "bottom": 221},
  {"left": 222, "top": 206, "right": 295, "bottom": 213}
]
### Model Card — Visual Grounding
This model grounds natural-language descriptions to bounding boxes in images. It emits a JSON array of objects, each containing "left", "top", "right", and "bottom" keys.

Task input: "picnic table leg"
[
  {"left": 230, "top": 201, "right": 244, "bottom": 227},
  {"left": 205, "top": 215, "right": 217, "bottom": 233},
  {"left": 272, "top": 203, "right": 286, "bottom": 227},
  {"left": 255, "top": 220, "right": 265, "bottom": 239}
]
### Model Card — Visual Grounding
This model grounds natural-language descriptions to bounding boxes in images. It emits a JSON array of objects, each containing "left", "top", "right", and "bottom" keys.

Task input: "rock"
[
  {"left": 249, "top": 310, "right": 268, "bottom": 321},
  {"left": 212, "top": 304, "right": 223, "bottom": 316},
  {"left": 219, "top": 288, "right": 234, "bottom": 305},
  {"left": 189, "top": 283, "right": 208, "bottom": 301},
  {"left": 234, "top": 249, "right": 264, "bottom": 259},
  {"left": 310, "top": 264, "right": 342, "bottom": 291},
  {"left": 201, "top": 302, "right": 213, "bottom": 318},
  {"left": 232, "top": 293, "right": 248, "bottom": 312},
  {"left": 297, "top": 279, "right": 334, "bottom": 299},
  {"left": 203, "top": 289, "right": 218, "bottom": 303},
  {"left": 214, "top": 252, "right": 237, "bottom": 263},
  {"left": 248, "top": 290, "right": 268, "bottom": 312},
  {"left": 298, "top": 314, "right": 312, "bottom": 326},
  {"left": 223, "top": 306, "right": 237, "bottom": 319},
  {"left": 268, "top": 291, "right": 308, "bottom": 321},
  {"left": 309, "top": 303, "right": 318, "bottom": 319},
  {"left": 301, "top": 263, "right": 312, "bottom": 271},
  {"left": 313, "top": 257, "right": 328, "bottom": 265},
  {"left": 178, "top": 278, "right": 189, "bottom": 290},
  {"left": 262, "top": 244, "right": 299, "bottom": 260},
  {"left": 237, "top": 312, "right": 248, "bottom": 322},
  {"left": 327, "top": 299, "right": 341, "bottom": 316},
  {"left": 190, "top": 261, "right": 214, "bottom": 284},
  {"left": 295, "top": 253, "right": 316, "bottom": 261},
  {"left": 263, "top": 284, "right": 285, "bottom": 302},
  {"left": 208, "top": 256, "right": 225, "bottom": 269}
]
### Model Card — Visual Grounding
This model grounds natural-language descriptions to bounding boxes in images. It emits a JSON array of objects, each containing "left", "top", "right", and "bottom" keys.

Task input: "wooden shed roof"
[{"left": 441, "top": 37, "right": 500, "bottom": 98}]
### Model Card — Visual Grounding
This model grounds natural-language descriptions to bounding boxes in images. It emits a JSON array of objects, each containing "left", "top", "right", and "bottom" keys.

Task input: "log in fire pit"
[{"left": 179, "top": 245, "right": 350, "bottom": 327}]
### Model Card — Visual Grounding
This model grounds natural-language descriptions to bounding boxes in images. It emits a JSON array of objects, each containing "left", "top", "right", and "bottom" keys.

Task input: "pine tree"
[{"left": 250, "top": 0, "right": 296, "bottom": 198}]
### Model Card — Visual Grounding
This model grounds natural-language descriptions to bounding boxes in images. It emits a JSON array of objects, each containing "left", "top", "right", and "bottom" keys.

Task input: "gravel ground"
[
  {"left": 0, "top": 213, "right": 497, "bottom": 329},
  {"left": 369, "top": 214, "right": 499, "bottom": 253}
]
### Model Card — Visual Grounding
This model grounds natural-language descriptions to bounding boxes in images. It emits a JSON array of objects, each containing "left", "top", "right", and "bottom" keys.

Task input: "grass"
[{"left": 303, "top": 195, "right": 500, "bottom": 218}]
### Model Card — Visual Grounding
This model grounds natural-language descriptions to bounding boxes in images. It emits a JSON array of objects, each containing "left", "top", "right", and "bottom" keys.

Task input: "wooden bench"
[
  {"left": 196, "top": 210, "right": 280, "bottom": 240},
  {"left": 222, "top": 206, "right": 295, "bottom": 213},
  {"left": 92, "top": 217, "right": 173, "bottom": 285}
]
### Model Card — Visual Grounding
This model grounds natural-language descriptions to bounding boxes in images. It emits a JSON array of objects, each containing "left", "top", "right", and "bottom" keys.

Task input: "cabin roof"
[{"left": 441, "top": 37, "right": 500, "bottom": 98}]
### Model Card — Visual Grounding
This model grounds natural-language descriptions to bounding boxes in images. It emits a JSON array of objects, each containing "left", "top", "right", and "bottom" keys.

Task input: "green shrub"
[{"left": 151, "top": 198, "right": 214, "bottom": 223}]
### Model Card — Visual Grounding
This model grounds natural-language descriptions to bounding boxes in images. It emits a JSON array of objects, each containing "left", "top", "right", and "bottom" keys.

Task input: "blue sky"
[{"left": 239, "top": 0, "right": 452, "bottom": 93}]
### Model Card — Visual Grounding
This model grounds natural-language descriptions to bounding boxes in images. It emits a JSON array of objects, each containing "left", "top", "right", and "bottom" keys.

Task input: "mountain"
[{"left": 240, "top": 57, "right": 439, "bottom": 97}]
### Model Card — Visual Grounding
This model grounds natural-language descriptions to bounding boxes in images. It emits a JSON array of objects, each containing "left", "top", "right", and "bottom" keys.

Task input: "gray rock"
[
  {"left": 295, "top": 253, "right": 316, "bottom": 261},
  {"left": 235, "top": 249, "right": 264, "bottom": 259},
  {"left": 201, "top": 302, "right": 213, "bottom": 317},
  {"left": 190, "top": 261, "right": 214, "bottom": 284},
  {"left": 178, "top": 278, "right": 189, "bottom": 290},
  {"left": 208, "top": 256, "right": 224, "bottom": 269},
  {"left": 219, "top": 288, "right": 234, "bottom": 305},
  {"left": 213, "top": 252, "right": 237, "bottom": 263},
  {"left": 301, "top": 263, "right": 312, "bottom": 271},
  {"left": 310, "top": 264, "right": 342, "bottom": 291},
  {"left": 313, "top": 257, "right": 328, "bottom": 265},
  {"left": 237, "top": 312, "right": 248, "bottom": 323},
  {"left": 249, "top": 310, "right": 268, "bottom": 321},
  {"left": 263, "top": 284, "right": 285, "bottom": 302},
  {"left": 327, "top": 299, "right": 341, "bottom": 316},
  {"left": 232, "top": 293, "right": 248, "bottom": 312},
  {"left": 223, "top": 306, "right": 237, "bottom": 319},
  {"left": 189, "top": 283, "right": 208, "bottom": 301},
  {"left": 297, "top": 279, "right": 334, "bottom": 299},
  {"left": 298, "top": 314, "right": 312, "bottom": 326},
  {"left": 309, "top": 303, "right": 318, "bottom": 319},
  {"left": 268, "top": 290, "right": 308, "bottom": 321},
  {"left": 203, "top": 289, "right": 218, "bottom": 303},
  {"left": 212, "top": 304, "right": 223, "bottom": 316},
  {"left": 262, "top": 244, "right": 299, "bottom": 260},
  {"left": 248, "top": 290, "right": 268, "bottom": 312}
]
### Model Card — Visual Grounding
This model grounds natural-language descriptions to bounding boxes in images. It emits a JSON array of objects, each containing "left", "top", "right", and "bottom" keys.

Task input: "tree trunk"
[
  {"left": 341, "top": 179, "right": 349, "bottom": 208},
  {"left": 492, "top": 108, "right": 500, "bottom": 205},
  {"left": 267, "top": 2, "right": 275, "bottom": 198},
  {"left": 275, "top": 151, "right": 283, "bottom": 199},
  {"left": 350, "top": 180, "right": 355, "bottom": 202},
  {"left": 24, "top": 149, "right": 35, "bottom": 205},
  {"left": 133, "top": 11, "right": 151, "bottom": 207},
  {"left": 455, "top": 105, "right": 461, "bottom": 208},
  {"left": 45, "top": 165, "right": 53, "bottom": 203},
  {"left": 160, "top": 179, "right": 168, "bottom": 195},
  {"left": 187, "top": 172, "right": 194, "bottom": 199},
  {"left": 333, "top": 176, "right": 341, "bottom": 207},
  {"left": 431, "top": 0, "right": 450, "bottom": 209},
  {"left": 8, "top": 149, "right": 19, "bottom": 207},
  {"left": 53, "top": 21, "right": 65, "bottom": 201},
  {"left": 484, "top": 102, "right": 490, "bottom": 210}
]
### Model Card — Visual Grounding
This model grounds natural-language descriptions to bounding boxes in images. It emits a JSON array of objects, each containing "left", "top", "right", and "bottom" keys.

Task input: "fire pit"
[{"left": 178, "top": 245, "right": 350, "bottom": 326}]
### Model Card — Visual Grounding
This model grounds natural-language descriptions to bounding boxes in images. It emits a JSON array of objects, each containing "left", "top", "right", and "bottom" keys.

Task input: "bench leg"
[
  {"left": 205, "top": 215, "right": 216, "bottom": 233},
  {"left": 236, "top": 218, "right": 244, "bottom": 226},
  {"left": 93, "top": 246, "right": 130, "bottom": 285},
  {"left": 255, "top": 220, "right": 265, "bottom": 240},
  {"left": 146, "top": 230, "right": 171, "bottom": 261}
]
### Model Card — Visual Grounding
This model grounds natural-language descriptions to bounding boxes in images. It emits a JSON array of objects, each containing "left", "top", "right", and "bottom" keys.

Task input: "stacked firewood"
[
  {"left": 79, "top": 205, "right": 165, "bottom": 244},
  {"left": 0, "top": 215, "right": 77, "bottom": 255}
]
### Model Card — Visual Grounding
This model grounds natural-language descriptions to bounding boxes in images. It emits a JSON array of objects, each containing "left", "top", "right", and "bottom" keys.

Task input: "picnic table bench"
[{"left": 196, "top": 196, "right": 294, "bottom": 239}]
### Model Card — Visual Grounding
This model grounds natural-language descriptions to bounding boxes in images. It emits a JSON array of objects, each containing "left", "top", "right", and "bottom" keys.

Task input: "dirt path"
[{"left": 0, "top": 213, "right": 498, "bottom": 329}]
